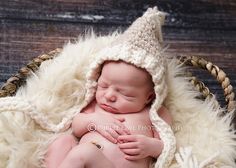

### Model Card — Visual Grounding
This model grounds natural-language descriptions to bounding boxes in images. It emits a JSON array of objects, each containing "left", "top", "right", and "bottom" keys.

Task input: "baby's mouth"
[{"left": 100, "top": 104, "right": 118, "bottom": 113}]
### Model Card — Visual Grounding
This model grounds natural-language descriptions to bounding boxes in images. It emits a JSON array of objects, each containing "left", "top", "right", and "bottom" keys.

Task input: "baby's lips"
[{"left": 100, "top": 104, "right": 118, "bottom": 113}]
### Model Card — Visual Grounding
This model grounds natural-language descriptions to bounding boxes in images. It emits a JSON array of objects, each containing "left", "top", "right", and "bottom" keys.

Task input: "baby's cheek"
[
  {"left": 95, "top": 91, "right": 102, "bottom": 100},
  {"left": 120, "top": 101, "right": 134, "bottom": 110}
]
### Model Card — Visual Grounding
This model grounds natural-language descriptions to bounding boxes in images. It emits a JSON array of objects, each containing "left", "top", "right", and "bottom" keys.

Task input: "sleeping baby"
[
  {"left": 46, "top": 61, "right": 172, "bottom": 168},
  {"left": 45, "top": 6, "right": 176, "bottom": 168}
]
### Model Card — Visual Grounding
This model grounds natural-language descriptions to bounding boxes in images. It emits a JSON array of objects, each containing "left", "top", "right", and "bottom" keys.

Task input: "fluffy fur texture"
[
  {"left": 0, "top": 32, "right": 235, "bottom": 168},
  {"left": 166, "top": 60, "right": 236, "bottom": 167}
]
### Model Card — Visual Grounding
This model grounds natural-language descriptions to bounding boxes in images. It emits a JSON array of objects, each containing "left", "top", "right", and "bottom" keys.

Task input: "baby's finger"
[
  {"left": 118, "top": 135, "right": 137, "bottom": 142},
  {"left": 115, "top": 125, "right": 130, "bottom": 136},
  {"left": 115, "top": 127, "right": 126, "bottom": 136},
  {"left": 123, "top": 126, "right": 131, "bottom": 135},
  {"left": 107, "top": 128, "right": 119, "bottom": 140},
  {"left": 112, "top": 122, "right": 126, "bottom": 135},
  {"left": 124, "top": 155, "right": 140, "bottom": 161},
  {"left": 99, "top": 129, "right": 117, "bottom": 144},
  {"left": 118, "top": 142, "right": 138, "bottom": 149},
  {"left": 114, "top": 116, "right": 125, "bottom": 122},
  {"left": 121, "top": 148, "right": 140, "bottom": 155},
  {"left": 114, "top": 121, "right": 131, "bottom": 135}
]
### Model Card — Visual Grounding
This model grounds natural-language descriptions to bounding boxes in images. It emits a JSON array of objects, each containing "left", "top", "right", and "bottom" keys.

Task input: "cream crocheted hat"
[{"left": 84, "top": 7, "right": 176, "bottom": 168}]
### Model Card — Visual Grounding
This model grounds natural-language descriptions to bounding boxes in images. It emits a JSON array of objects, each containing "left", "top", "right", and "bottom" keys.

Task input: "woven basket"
[{"left": 0, "top": 49, "right": 235, "bottom": 114}]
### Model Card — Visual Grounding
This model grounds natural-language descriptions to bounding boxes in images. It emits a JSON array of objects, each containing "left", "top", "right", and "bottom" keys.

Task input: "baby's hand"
[
  {"left": 90, "top": 113, "right": 131, "bottom": 143},
  {"left": 118, "top": 134, "right": 163, "bottom": 160}
]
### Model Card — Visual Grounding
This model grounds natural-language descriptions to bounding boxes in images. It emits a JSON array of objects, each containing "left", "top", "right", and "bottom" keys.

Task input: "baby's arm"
[
  {"left": 72, "top": 101, "right": 96, "bottom": 137},
  {"left": 157, "top": 106, "right": 172, "bottom": 126},
  {"left": 72, "top": 112, "right": 93, "bottom": 137}
]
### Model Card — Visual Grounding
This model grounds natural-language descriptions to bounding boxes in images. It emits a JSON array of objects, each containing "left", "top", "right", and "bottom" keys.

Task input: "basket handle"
[
  {"left": 179, "top": 56, "right": 235, "bottom": 112},
  {"left": 0, "top": 48, "right": 62, "bottom": 97}
]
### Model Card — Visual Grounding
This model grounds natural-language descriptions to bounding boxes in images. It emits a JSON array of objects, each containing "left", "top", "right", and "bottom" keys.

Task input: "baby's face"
[{"left": 95, "top": 61, "right": 154, "bottom": 114}]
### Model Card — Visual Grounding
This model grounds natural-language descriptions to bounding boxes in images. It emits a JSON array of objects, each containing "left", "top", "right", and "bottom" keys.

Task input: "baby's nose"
[{"left": 105, "top": 89, "right": 116, "bottom": 102}]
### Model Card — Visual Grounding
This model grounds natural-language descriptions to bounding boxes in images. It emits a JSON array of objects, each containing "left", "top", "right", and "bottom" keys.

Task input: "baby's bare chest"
[
  {"left": 112, "top": 112, "right": 153, "bottom": 136},
  {"left": 83, "top": 101, "right": 154, "bottom": 136}
]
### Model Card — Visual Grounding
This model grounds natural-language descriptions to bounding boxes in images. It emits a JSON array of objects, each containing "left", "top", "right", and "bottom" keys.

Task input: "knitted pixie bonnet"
[{"left": 84, "top": 7, "right": 176, "bottom": 168}]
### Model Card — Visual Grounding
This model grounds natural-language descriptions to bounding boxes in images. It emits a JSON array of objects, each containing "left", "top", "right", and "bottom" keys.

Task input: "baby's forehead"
[
  {"left": 103, "top": 60, "right": 147, "bottom": 74},
  {"left": 101, "top": 60, "right": 152, "bottom": 84}
]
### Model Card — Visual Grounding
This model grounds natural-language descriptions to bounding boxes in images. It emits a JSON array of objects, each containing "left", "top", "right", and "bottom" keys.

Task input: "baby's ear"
[{"left": 146, "top": 91, "right": 155, "bottom": 104}]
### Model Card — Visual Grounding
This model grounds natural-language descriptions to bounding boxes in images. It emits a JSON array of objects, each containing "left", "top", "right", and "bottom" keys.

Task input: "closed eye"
[
  {"left": 120, "top": 92, "right": 135, "bottom": 98},
  {"left": 118, "top": 89, "right": 134, "bottom": 98},
  {"left": 124, "top": 94, "right": 134, "bottom": 98},
  {"left": 98, "top": 84, "right": 108, "bottom": 88},
  {"left": 123, "top": 95, "right": 136, "bottom": 101},
  {"left": 97, "top": 77, "right": 108, "bottom": 88}
]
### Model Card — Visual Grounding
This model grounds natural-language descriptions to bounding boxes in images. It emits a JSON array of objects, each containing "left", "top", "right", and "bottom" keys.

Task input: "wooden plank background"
[{"left": 0, "top": 0, "right": 236, "bottom": 109}]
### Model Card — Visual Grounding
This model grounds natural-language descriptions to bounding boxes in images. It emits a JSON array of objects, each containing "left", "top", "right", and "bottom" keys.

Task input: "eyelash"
[
  {"left": 123, "top": 95, "right": 135, "bottom": 101},
  {"left": 99, "top": 85, "right": 107, "bottom": 88},
  {"left": 97, "top": 83, "right": 134, "bottom": 98},
  {"left": 121, "top": 93, "right": 134, "bottom": 98},
  {"left": 98, "top": 82, "right": 108, "bottom": 88}
]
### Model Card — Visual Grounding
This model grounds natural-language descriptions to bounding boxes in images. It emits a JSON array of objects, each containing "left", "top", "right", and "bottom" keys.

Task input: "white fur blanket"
[{"left": 0, "top": 32, "right": 235, "bottom": 168}]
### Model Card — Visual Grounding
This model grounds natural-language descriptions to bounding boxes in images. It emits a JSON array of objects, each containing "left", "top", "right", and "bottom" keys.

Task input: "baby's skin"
[{"left": 46, "top": 61, "right": 172, "bottom": 168}]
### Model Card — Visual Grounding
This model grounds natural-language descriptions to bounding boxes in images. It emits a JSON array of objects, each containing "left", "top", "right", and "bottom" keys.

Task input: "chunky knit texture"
[
  {"left": 0, "top": 97, "right": 78, "bottom": 133},
  {"left": 84, "top": 7, "right": 176, "bottom": 168}
]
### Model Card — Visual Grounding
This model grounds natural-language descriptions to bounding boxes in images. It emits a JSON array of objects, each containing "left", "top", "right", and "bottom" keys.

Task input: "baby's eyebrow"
[
  {"left": 98, "top": 78, "right": 109, "bottom": 84},
  {"left": 117, "top": 86, "right": 133, "bottom": 93},
  {"left": 98, "top": 80, "right": 107, "bottom": 85}
]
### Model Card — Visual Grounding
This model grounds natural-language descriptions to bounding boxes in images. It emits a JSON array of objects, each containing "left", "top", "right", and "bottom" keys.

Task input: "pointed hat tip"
[{"left": 144, "top": 6, "right": 166, "bottom": 26}]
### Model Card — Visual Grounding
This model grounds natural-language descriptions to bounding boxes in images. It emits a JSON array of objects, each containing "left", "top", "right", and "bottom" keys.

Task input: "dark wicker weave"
[{"left": 0, "top": 49, "right": 235, "bottom": 113}]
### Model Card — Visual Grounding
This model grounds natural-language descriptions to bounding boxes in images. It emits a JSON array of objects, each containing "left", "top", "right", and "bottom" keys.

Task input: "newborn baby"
[
  {"left": 46, "top": 61, "right": 172, "bottom": 168},
  {"left": 46, "top": 7, "right": 176, "bottom": 168}
]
